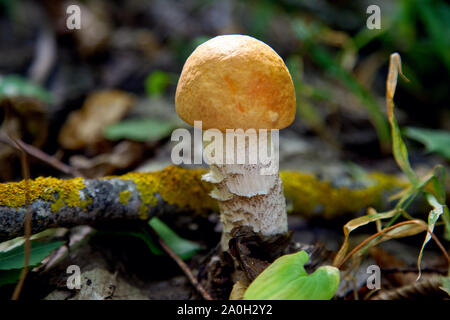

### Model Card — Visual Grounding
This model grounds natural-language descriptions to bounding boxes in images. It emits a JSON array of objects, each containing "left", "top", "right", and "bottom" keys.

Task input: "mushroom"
[{"left": 175, "top": 35, "right": 296, "bottom": 251}]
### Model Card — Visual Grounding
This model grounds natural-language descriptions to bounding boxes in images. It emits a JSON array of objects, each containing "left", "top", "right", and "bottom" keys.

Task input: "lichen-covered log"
[{"left": 0, "top": 166, "right": 407, "bottom": 242}]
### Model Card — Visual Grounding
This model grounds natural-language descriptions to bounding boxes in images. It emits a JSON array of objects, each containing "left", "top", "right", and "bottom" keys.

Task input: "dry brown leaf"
[
  {"left": 69, "top": 141, "right": 144, "bottom": 178},
  {"left": 58, "top": 90, "right": 135, "bottom": 150},
  {"left": 229, "top": 280, "right": 248, "bottom": 300}
]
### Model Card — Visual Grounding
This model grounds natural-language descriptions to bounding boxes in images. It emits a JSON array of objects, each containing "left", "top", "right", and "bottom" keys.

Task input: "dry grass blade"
[
  {"left": 335, "top": 220, "right": 450, "bottom": 270},
  {"left": 333, "top": 208, "right": 398, "bottom": 267},
  {"left": 386, "top": 53, "right": 409, "bottom": 122},
  {"left": 385, "top": 53, "right": 418, "bottom": 185}
]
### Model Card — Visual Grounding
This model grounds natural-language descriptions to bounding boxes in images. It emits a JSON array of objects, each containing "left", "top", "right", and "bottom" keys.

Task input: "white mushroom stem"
[{"left": 202, "top": 130, "right": 287, "bottom": 251}]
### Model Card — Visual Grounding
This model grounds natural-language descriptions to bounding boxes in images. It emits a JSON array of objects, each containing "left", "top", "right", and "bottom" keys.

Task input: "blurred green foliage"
[
  {"left": 145, "top": 70, "right": 178, "bottom": 97},
  {"left": 216, "top": 0, "right": 448, "bottom": 149},
  {"left": 148, "top": 217, "right": 201, "bottom": 260},
  {"left": 404, "top": 127, "right": 450, "bottom": 160},
  {"left": 104, "top": 118, "right": 175, "bottom": 142},
  {"left": 0, "top": 75, "right": 52, "bottom": 103}
]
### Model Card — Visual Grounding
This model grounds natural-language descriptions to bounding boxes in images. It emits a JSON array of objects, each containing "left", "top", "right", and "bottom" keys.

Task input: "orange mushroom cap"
[{"left": 175, "top": 35, "right": 296, "bottom": 131}]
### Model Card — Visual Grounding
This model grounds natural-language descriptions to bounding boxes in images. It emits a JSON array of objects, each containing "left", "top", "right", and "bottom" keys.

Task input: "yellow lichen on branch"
[
  {"left": 115, "top": 166, "right": 217, "bottom": 214},
  {"left": 281, "top": 171, "right": 408, "bottom": 218},
  {"left": 0, "top": 176, "right": 87, "bottom": 211},
  {"left": 119, "top": 190, "right": 132, "bottom": 205}
]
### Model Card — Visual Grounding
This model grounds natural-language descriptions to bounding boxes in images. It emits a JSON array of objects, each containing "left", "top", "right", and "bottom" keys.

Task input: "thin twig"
[
  {"left": 11, "top": 136, "right": 32, "bottom": 300},
  {"left": 0, "top": 131, "right": 83, "bottom": 177},
  {"left": 147, "top": 227, "right": 213, "bottom": 300}
]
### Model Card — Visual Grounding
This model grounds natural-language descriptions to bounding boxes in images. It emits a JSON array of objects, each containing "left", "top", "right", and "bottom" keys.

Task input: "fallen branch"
[{"left": 0, "top": 166, "right": 407, "bottom": 242}]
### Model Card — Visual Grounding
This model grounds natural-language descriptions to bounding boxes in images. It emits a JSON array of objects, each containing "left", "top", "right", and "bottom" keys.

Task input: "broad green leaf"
[
  {"left": 0, "top": 240, "right": 64, "bottom": 270},
  {"left": 244, "top": 251, "right": 340, "bottom": 300},
  {"left": 0, "top": 75, "right": 52, "bottom": 103},
  {"left": 0, "top": 269, "right": 22, "bottom": 286},
  {"left": 104, "top": 118, "right": 175, "bottom": 142},
  {"left": 148, "top": 217, "right": 201, "bottom": 260},
  {"left": 404, "top": 127, "right": 450, "bottom": 160}
]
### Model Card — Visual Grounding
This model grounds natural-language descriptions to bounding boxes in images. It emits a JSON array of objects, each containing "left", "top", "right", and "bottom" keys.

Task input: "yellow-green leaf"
[{"left": 244, "top": 251, "right": 340, "bottom": 300}]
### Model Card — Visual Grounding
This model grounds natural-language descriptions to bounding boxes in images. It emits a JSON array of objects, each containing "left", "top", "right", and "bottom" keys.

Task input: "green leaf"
[
  {"left": 0, "top": 269, "right": 22, "bottom": 286},
  {"left": 148, "top": 217, "right": 201, "bottom": 260},
  {"left": 404, "top": 127, "right": 450, "bottom": 160},
  {"left": 104, "top": 118, "right": 175, "bottom": 142},
  {"left": 0, "top": 240, "right": 64, "bottom": 270},
  {"left": 0, "top": 75, "right": 52, "bottom": 103},
  {"left": 244, "top": 251, "right": 340, "bottom": 300}
]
